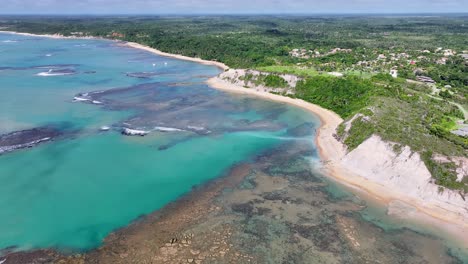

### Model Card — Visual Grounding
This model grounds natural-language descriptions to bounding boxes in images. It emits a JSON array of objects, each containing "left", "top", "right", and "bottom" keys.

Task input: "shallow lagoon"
[{"left": 0, "top": 33, "right": 466, "bottom": 262}]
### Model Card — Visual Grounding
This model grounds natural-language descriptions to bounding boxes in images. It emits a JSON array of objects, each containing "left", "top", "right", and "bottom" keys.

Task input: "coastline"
[
  {"left": 0, "top": 30, "right": 229, "bottom": 71},
  {"left": 0, "top": 30, "right": 99, "bottom": 40},
  {"left": 1, "top": 30, "right": 467, "bottom": 247},
  {"left": 124, "top": 42, "right": 229, "bottom": 71},
  {"left": 206, "top": 77, "right": 468, "bottom": 246}
]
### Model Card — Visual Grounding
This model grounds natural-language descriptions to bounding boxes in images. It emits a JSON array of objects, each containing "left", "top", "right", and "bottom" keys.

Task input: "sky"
[{"left": 0, "top": 0, "right": 467, "bottom": 14}]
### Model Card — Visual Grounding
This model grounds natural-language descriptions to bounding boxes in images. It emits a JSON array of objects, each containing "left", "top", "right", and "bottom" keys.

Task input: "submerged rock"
[
  {"left": 126, "top": 72, "right": 159, "bottom": 79},
  {"left": 0, "top": 127, "right": 62, "bottom": 155}
]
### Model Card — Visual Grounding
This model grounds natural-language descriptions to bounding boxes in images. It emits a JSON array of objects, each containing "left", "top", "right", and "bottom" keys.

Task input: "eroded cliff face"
[{"left": 341, "top": 135, "right": 467, "bottom": 216}]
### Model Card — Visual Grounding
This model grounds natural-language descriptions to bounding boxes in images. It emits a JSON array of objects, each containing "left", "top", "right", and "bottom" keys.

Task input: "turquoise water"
[{"left": 0, "top": 33, "right": 319, "bottom": 252}]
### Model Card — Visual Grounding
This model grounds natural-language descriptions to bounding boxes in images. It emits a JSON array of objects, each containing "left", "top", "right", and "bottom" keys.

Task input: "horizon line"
[{"left": 0, "top": 12, "right": 468, "bottom": 16}]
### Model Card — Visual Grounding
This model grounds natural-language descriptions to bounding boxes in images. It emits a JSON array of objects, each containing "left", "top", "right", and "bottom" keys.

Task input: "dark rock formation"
[{"left": 0, "top": 127, "right": 62, "bottom": 155}]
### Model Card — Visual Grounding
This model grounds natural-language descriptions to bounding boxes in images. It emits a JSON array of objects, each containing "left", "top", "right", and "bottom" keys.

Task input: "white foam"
[
  {"left": 36, "top": 71, "right": 74, "bottom": 77},
  {"left": 122, "top": 128, "right": 149, "bottom": 136},
  {"left": 2, "top": 40, "right": 17, "bottom": 43},
  {"left": 45, "top": 54, "right": 53, "bottom": 57},
  {"left": 154, "top": 126, "right": 185, "bottom": 132},
  {"left": 187, "top": 125, "right": 205, "bottom": 131},
  {"left": 73, "top": 96, "right": 90, "bottom": 102},
  {"left": 92, "top": 100, "right": 103, "bottom": 104}
]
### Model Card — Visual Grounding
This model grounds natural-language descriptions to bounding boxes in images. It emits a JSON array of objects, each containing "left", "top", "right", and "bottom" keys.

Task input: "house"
[
  {"left": 443, "top": 49, "right": 455, "bottom": 56},
  {"left": 436, "top": 57, "right": 448, "bottom": 65},
  {"left": 397, "top": 53, "right": 410, "bottom": 59},
  {"left": 110, "top": 32, "right": 125, "bottom": 38},
  {"left": 325, "top": 48, "right": 352, "bottom": 56},
  {"left": 377, "top": 54, "right": 387, "bottom": 60},
  {"left": 289, "top": 48, "right": 310, "bottom": 59}
]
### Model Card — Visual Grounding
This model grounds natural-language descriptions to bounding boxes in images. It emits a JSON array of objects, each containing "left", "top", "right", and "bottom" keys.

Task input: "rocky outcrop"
[{"left": 0, "top": 127, "right": 62, "bottom": 155}]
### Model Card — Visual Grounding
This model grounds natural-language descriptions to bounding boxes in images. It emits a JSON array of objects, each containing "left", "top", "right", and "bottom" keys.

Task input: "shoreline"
[
  {"left": 206, "top": 77, "right": 468, "bottom": 247},
  {"left": 0, "top": 30, "right": 99, "bottom": 40},
  {"left": 0, "top": 30, "right": 229, "bottom": 71},
  {"left": 1, "top": 30, "right": 467, "bottom": 247},
  {"left": 124, "top": 42, "right": 229, "bottom": 71}
]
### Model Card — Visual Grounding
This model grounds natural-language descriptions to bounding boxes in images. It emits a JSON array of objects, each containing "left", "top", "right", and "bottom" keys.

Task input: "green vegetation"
[
  {"left": 1, "top": 15, "right": 466, "bottom": 191},
  {"left": 421, "top": 151, "right": 465, "bottom": 192},
  {"left": 263, "top": 75, "right": 288, "bottom": 88},
  {"left": 336, "top": 123, "right": 346, "bottom": 139},
  {"left": 257, "top": 66, "right": 320, "bottom": 78},
  {"left": 239, "top": 72, "right": 288, "bottom": 88},
  {"left": 295, "top": 76, "right": 375, "bottom": 118},
  {"left": 344, "top": 116, "right": 375, "bottom": 151},
  {"left": 392, "top": 144, "right": 403, "bottom": 155},
  {"left": 294, "top": 73, "right": 466, "bottom": 191}
]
